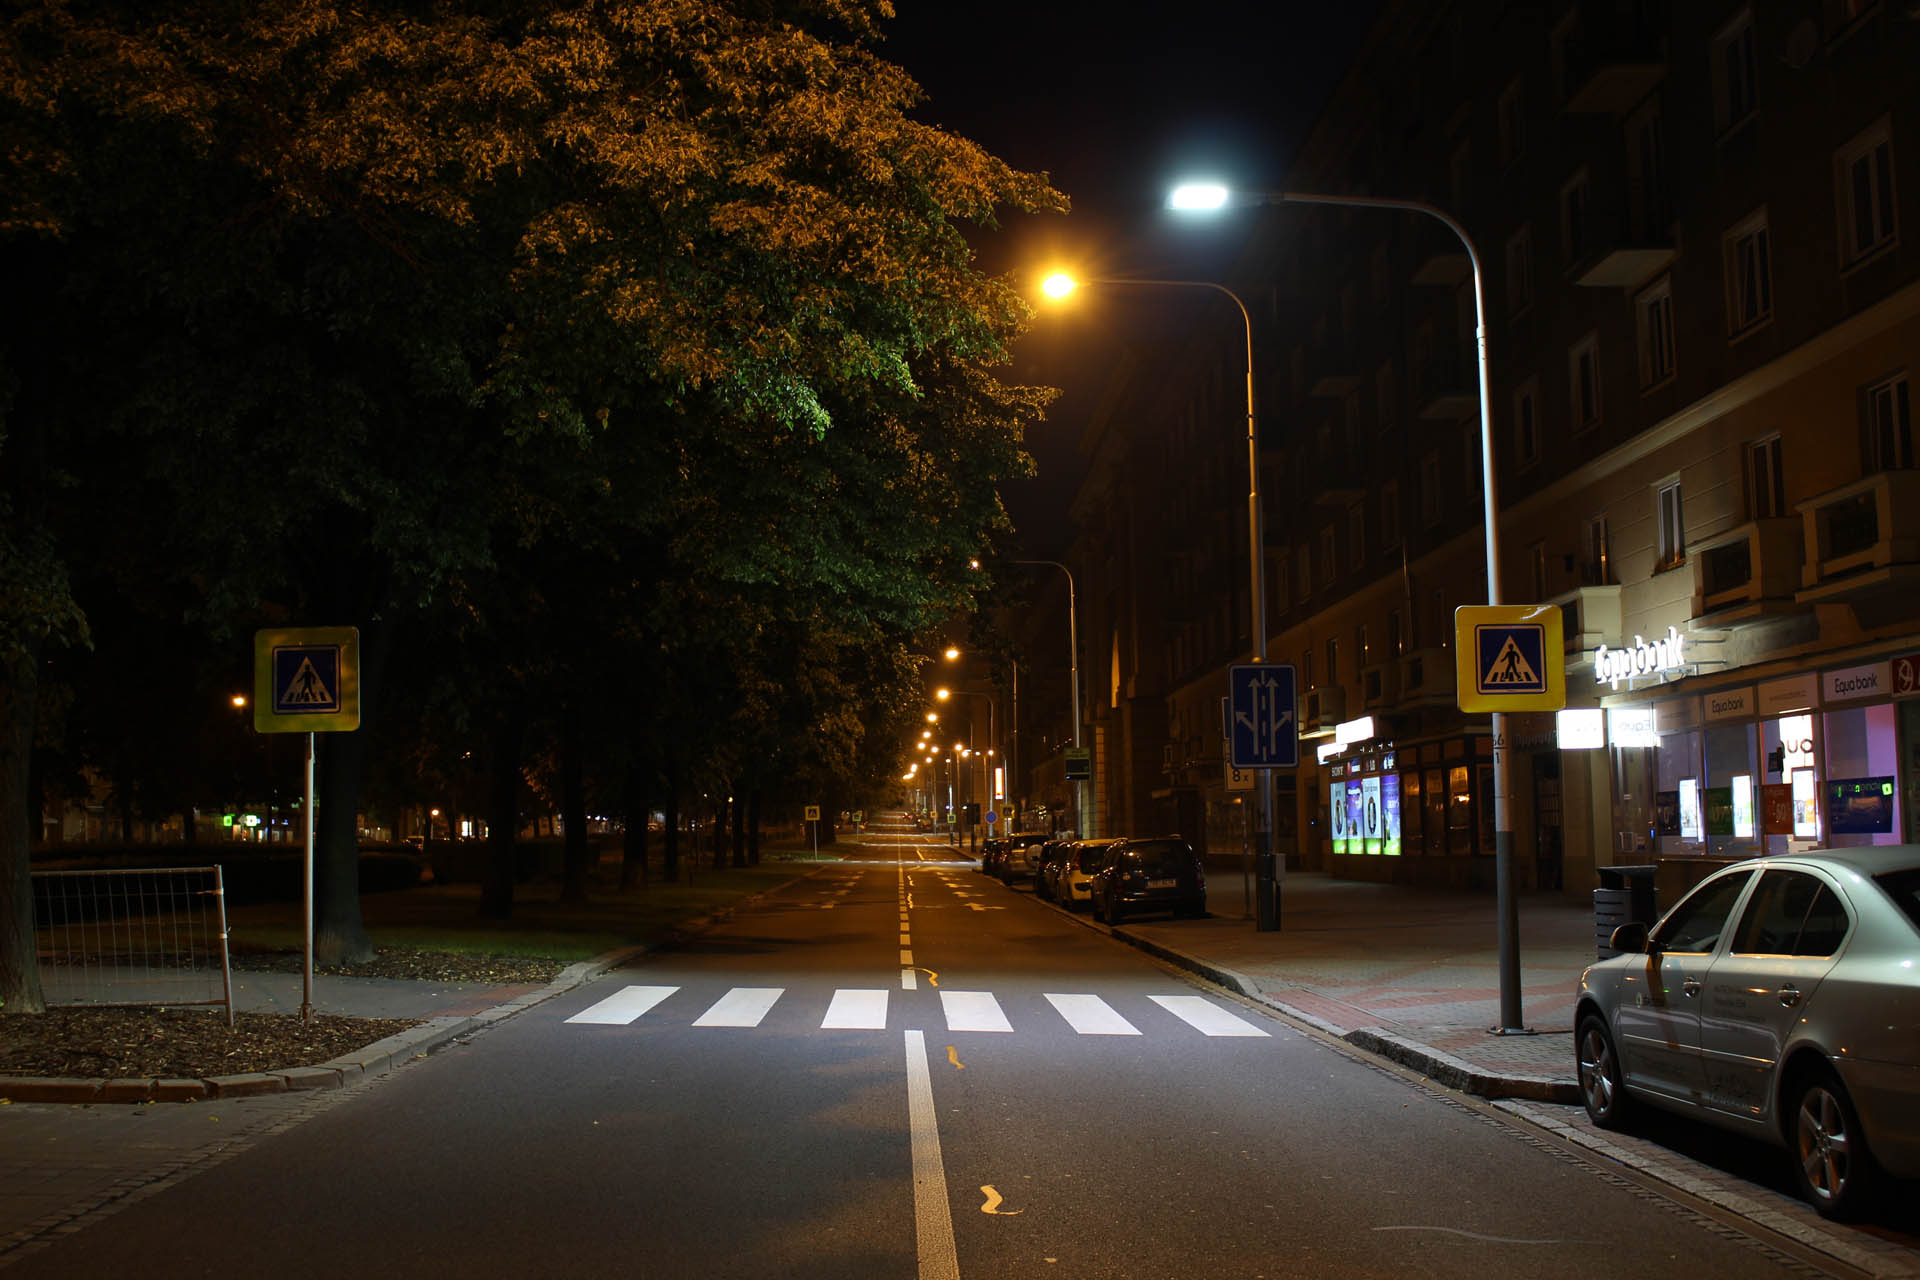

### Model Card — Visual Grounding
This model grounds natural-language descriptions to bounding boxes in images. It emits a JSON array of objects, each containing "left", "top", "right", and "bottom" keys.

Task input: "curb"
[
  {"left": 0, "top": 865, "right": 828, "bottom": 1107},
  {"left": 1012, "top": 876, "right": 1583, "bottom": 1106}
]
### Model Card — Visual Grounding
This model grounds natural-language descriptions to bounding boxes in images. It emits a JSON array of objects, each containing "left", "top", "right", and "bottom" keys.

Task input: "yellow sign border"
[
  {"left": 1453, "top": 605, "right": 1566, "bottom": 712},
  {"left": 254, "top": 626, "right": 361, "bottom": 733}
]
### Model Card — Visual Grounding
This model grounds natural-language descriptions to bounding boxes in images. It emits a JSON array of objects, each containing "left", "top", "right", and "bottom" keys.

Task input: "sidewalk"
[{"left": 1102, "top": 867, "right": 1595, "bottom": 1103}]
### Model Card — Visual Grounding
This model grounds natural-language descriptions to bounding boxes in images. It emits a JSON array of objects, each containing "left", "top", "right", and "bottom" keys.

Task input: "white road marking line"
[
  {"left": 691, "top": 987, "right": 784, "bottom": 1028},
  {"left": 1044, "top": 993, "right": 1142, "bottom": 1035},
  {"left": 821, "top": 988, "right": 890, "bottom": 1030},
  {"left": 565, "top": 984, "right": 679, "bottom": 1025},
  {"left": 904, "top": 1030, "right": 961, "bottom": 1280},
  {"left": 901, "top": 968, "right": 918, "bottom": 990},
  {"left": 940, "top": 990, "right": 1013, "bottom": 1033},
  {"left": 1148, "top": 994, "right": 1271, "bottom": 1037}
]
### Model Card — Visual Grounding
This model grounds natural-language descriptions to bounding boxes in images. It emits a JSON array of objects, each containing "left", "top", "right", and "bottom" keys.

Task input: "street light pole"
[
  {"left": 1013, "top": 559, "right": 1085, "bottom": 838},
  {"left": 1178, "top": 184, "right": 1524, "bottom": 1030},
  {"left": 1035, "top": 278, "right": 1278, "bottom": 928}
]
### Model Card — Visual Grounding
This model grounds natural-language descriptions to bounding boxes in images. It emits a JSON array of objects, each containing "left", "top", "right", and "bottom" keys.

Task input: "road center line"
[{"left": 904, "top": 1030, "right": 961, "bottom": 1280}]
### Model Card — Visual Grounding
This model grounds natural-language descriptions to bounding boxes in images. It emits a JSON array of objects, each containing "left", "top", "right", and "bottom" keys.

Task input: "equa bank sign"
[{"left": 1592, "top": 626, "right": 1686, "bottom": 691}]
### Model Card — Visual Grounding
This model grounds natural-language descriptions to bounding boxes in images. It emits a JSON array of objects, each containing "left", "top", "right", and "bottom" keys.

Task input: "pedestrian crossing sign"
[
  {"left": 253, "top": 626, "right": 360, "bottom": 733},
  {"left": 1453, "top": 605, "right": 1565, "bottom": 712}
]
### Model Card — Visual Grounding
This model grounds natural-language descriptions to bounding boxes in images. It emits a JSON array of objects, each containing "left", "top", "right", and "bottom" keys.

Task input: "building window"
[
  {"left": 1627, "top": 98, "right": 1670, "bottom": 241},
  {"left": 1713, "top": 12, "right": 1759, "bottom": 135},
  {"left": 1391, "top": 608, "right": 1407, "bottom": 657},
  {"left": 1301, "top": 649, "right": 1313, "bottom": 691},
  {"left": 1497, "top": 78, "right": 1524, "bottom": 168},
  {"left": 1587, "top": 514, "right": 1613, "bottom": 585},
  {"left": 1837, "top": 118, "right": 1898, "bottom": 268},
  {"left": 1449, "top": 139, "right": 1472, "bottom": 212},
  {"left": 1747, "top": 434, "right": 1786, "bottom": 519},
  {"left": 1505, "top": 225, "right": 1533, "bottom": 316},
  {"left": 1513, "top": 379, "right": 1540, "bottom": 471},
  {"left": 1636, "top": 277, "right": 1676, "bottom": 389},
  {"left": 1530, "top": 540, "right": 1549, "bottom": 601},
  {"left": 1348, "top": 503, "right": 1366, "bottom": 569},
  {"left": 1420, "top": 452, "right": 1442, "bottom": 527},
  {"left": 1326, "top": 637, "right": 1339, "bottom": 687},
  {"left": 1381, "top": 478, "right": 1401, "bottom": 549},
  {"left": 1356, "top": 623, "right": 1369, "bottom": 670},
  {"left": 1561, "top": 170, "right": 1591, "bottom": 264},
  {"left": 1867, "top": 372, "right": 1913, "bottom": 470},
  {"left": 1569, "top": 334, "right": 1602, "bottom": 431},
  {"left": 1656, "top": 480, "right": 1686, "bottom": 571},
  {"left": 1297, "top": 544, "right": 1312, "bottom": 599},
  {"left": 1723, "top": 209, "right": 1773, "bottom": 336},
  {"left": 1319, "top": 525, "right": 1336, "bottom": 584}
]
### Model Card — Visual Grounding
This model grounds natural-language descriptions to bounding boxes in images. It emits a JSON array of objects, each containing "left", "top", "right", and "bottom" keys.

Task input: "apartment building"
[{"left": 1072, "top": 0, "right": 1919, "bottom": 901}]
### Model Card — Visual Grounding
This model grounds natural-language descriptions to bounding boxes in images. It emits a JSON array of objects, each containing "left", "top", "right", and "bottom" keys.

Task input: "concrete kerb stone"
[
  {"left": 0, "top": 861, "right": 831, "bottom": 1107},
  {"left": 1101, "top": 916, "right": 1580, "bottom": 1103}
]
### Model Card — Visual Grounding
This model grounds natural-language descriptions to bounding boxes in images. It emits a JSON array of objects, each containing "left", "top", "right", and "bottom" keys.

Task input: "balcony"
[
  {"left": 1570, "top": 214, "right": 1675, "bottom": 288},
  {"left": 1547, "top": 584, "right": 1623, "bottom": 655},
  {"left": 1395, "top": 647, "right": 1456, "bottom": 707},
  {"left": 1796, "top": 471, "right": 1920, "bottom": 620},
  {"left": 1688, "top": 518, "right": 1806, "bottom": 628},
  {"left": 1415, "top": 349, "right": 1478, "bottom": 421},
  {"left": 1561, "top": 11, "right": 1667, "bottom": 115},
  {"left": 1302, "top": 684, "right": 1347, "bottom": 731},
  {"left": 1311, "top": 453, "right": 1369, "bottom": 507},
  {"left": 1362, "top": 660, "right": 1401, "bottom": 710}
]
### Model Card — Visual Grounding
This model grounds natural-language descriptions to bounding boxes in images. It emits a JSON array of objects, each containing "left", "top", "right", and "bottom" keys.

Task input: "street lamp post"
[
  {"left": 1173, "top": 182, "right": 1525, "bottom": 1032},
  {"left": 1012, "top": 559, "right": 1087, "bottom": 839},
  {"left": 1035, "top": 279, "right": 1279, "bottom": 929},
  {"left": 937, "top": 687, "right": 998, "bottom": 835}
]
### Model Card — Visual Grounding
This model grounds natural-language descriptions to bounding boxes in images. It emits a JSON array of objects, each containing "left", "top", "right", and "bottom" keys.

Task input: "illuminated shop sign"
[
  {"left": 1556, "top": 708, "right": 1605, "bottom": 750},
  {"left": 1592, "top": 626, "right": 1686, "bottom": 690},
  {"left": 1608, "top": 706, "right": 1658, "bottom": 748}
]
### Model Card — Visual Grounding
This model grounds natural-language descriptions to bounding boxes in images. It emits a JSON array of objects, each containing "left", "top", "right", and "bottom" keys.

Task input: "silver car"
[{"left": 1575, "top": 846, "right": 1920, "bottom": 1219}]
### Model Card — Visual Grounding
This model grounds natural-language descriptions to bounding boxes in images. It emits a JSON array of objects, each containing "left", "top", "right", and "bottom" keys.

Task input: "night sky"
[{"left": 880, "top": 2, "right": 1380, "bottom": 557}]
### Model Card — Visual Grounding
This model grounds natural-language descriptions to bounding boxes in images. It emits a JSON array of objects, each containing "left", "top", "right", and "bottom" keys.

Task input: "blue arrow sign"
[{"left": 1228, "top": 663, "right": 1298, "bottom": 769}]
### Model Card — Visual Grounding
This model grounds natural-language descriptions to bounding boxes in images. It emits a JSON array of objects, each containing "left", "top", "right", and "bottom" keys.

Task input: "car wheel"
[
  {"left": 1789, "top": 1065, "right": 1879, "bottom": 1220},
  {"left": 1576, "top": 1013, "right": 1632, "bottom": 1130}
]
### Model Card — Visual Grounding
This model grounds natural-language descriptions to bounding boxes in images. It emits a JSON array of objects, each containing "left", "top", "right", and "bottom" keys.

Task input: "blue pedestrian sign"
[
  {"left": 1453, "top": 605, "right": 1566, "bottom": 712},
  {"left": 1228, "top": 663, "right": 1298, "bottom": 769},
  {"left": 253, "top": 626, "right": 361, "bottom": 733}
]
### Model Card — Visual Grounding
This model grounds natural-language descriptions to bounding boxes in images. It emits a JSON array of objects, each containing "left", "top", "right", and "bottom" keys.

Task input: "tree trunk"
[
  {"left": 619, "top": 762, "right": 649, "bottom": 892},
  {"left": 711, "top": 802, "right": 726, "bottom": 869},
  {"left": 0, "top": 635, "right": 48, "bottom": 1014},
  {"left": 480, "top": 704, "right": 523, "bottom": 920},
  {"left": 662, "top": 782, "right": 680, "bottom": 882},
  {"left": 747, "top": 789, "right": 761, "bottom": 865},
  {"left": 558, "top": 705, "right": 591, "bottom": 905},
  {"left": 312, "top": 613, "right": 394, "bottom": 964},
  {"left": 730, "top": 790, "right": 746, "bottom": 868}
]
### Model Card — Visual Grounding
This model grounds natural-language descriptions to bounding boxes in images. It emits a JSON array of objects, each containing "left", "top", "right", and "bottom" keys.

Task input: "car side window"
[
  {"left": 1655, "top": 871, "right": 1754, "bottom": 954},
  {"left": 1732, "top": 870, "right": 1850, "bottom": 957}
]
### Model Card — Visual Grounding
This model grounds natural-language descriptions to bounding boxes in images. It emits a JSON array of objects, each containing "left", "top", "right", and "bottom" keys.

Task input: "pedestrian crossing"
[{"left": 565, "top": 983, "right": 1271, "bottom": 1040}]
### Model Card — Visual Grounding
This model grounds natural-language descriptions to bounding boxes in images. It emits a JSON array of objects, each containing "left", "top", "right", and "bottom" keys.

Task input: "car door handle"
[
  {"left": 1778, "top": 983, "right": 1801, "bottom": 1008},
  {"left": 1681, "top": 979, "right": 1701, "bottom": 998}
]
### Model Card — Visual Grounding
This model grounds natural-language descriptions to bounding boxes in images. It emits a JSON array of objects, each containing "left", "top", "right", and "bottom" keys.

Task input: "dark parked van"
[{"left": 1089, "top": 837, "right": 1206, "bottom": 924}]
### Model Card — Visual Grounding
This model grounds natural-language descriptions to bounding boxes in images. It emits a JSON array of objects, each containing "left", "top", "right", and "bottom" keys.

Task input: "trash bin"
[{"left": 1594, "top": 864, "right": 1658, "bottom": 959}]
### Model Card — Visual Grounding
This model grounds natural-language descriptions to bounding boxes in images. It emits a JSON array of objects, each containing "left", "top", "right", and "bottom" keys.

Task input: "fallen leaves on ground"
[{"left": 1, "top": 950, "right": 566, "bottom": 1081}]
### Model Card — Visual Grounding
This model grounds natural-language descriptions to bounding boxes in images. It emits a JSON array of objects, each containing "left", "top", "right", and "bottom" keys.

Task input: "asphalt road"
[{"left": 1, "top": 825, "right": 1876, "bottom": 1278}]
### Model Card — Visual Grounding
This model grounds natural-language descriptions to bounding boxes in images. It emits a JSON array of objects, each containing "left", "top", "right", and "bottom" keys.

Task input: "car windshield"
[
  {"left": 1875, "top": 867, "right": 1920, "bottom": 933},
  {"left": 1076, "top": 846, "right": 1110, "bottom": 872},
  {"left": 1124, "top": 840, "right": 1191, "bottom": 874}
]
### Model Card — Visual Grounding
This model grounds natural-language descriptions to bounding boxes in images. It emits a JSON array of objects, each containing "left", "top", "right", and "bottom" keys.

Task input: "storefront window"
[
  {"left": 1655, "top": 727, "right": 1703, "bottom": 853},
  {"left": 1402, "top": 771, "right": 1424, "bottom": 854},
  {"left": 1423, "top": 768, "right": 1445, "bottom": 854},
  {"left": 1762, "top": 713, "right": 1820, "bottom": 848},
  {"left": 1703, "top": 722, "right": 1760, "bottom": 857},
  {"left": 1822, "top": 703, "right": 1903, "bottom": 847},
  {"left": 1447, "top": 765, "right": 1473, "bottom": 854}
]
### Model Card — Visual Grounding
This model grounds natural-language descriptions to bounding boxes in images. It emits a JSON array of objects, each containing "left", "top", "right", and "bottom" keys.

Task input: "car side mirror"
[{"left": 1609, "top": 921, "right": 1651, "bottom": 955}]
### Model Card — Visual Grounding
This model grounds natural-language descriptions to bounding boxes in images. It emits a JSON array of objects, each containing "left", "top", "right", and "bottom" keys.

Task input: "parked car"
[
  {"left": 1575, "top": 846, "right": 1920, "bottom": 1219},
  {"left": 996, "top": 833, "right": 1049, "bottom": 886},
  {"left": 1048, "top": 838, "right": 1122, "bottom": 910},
  {"left": 1032, "top": 838, "right": 1078, "bottom": 901},
  {"left": 1089, "top": 837, "right": 1206, "bottom": 924},
  {"left": 978, "top": 838, "right": 1006, "bottom": 878}
]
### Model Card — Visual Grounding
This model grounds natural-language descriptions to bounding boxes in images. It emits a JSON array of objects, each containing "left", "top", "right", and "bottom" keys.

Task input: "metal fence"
[{"left": 32, "top": 866, "right": 234, "bottom": 1026}]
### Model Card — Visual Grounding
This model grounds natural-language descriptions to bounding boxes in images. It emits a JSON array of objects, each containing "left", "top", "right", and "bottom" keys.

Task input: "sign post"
[
  {"left": 805, "top": 805, "right": 821, "bottom": 860},
  {"left": 252, "top": 627, "right": 360, "bottom": 1023},
  {"left": 1228, "top": 663, "right": 1298, "bottom": 929}
]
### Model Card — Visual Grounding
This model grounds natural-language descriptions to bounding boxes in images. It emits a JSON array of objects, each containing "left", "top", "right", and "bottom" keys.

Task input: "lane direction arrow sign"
[{"left": 1228, "top": 664, "right": 1298, "bottom": 769}]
